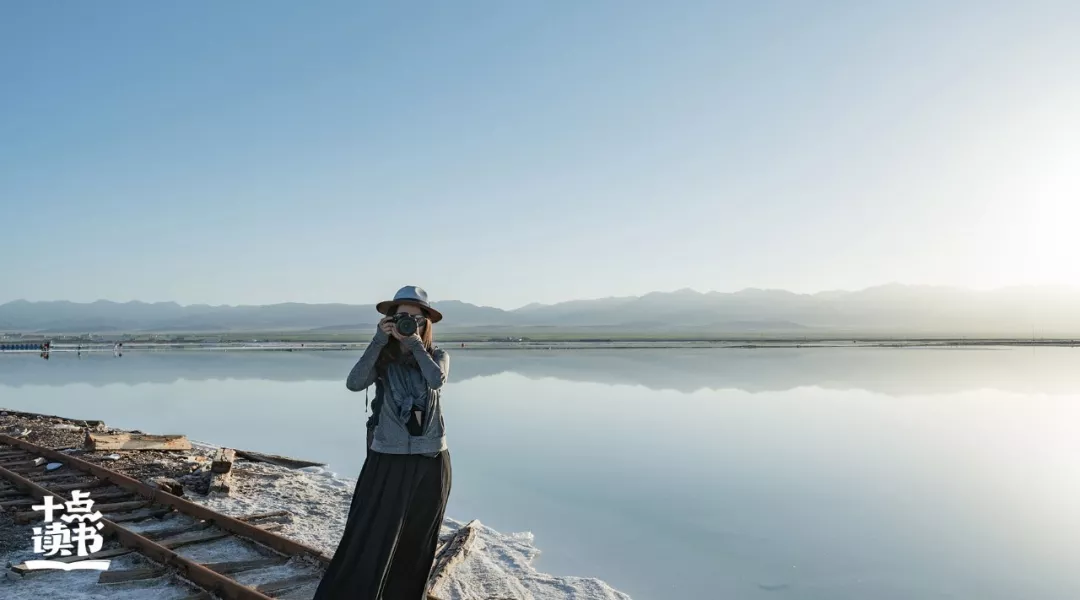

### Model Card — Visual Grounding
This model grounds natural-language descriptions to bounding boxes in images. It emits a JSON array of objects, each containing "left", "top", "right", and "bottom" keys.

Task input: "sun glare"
[{"left": 1024, "top": 146, "right": 1080, "bottom": 284}]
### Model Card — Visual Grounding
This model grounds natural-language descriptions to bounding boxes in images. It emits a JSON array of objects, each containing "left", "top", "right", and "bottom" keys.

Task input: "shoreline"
[
  {"left": 2, "top": 338, "right": 1079, "bottom": 355},
  {"left": 0, "top": 409, "right": 632, "bottom": 600}
]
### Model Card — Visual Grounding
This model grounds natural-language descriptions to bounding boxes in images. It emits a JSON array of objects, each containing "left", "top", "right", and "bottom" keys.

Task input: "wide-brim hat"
[{"left": 375, "top": 285, "right": 443, "bottom": 323}]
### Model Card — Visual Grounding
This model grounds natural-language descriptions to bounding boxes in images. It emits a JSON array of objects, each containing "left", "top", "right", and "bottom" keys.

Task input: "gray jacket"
[{"left": 345, "top": 327, "right": 450, "bottom": 455}]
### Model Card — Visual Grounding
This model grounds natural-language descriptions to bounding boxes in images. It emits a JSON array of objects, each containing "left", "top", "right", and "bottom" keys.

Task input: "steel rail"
[
  {"left": 0, "top": 460, "right": 273, "bottom": 600},
  {"left": 0, "top": 434, "right": 334, "bottom": 599},
  {"left": 0, "top": 434, "right": 331, "bottom": 565}
]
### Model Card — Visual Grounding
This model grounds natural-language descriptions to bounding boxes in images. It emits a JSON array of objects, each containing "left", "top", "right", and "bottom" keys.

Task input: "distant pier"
[{"left": 0, "top": 341, "right": 51, "bottom": 352}]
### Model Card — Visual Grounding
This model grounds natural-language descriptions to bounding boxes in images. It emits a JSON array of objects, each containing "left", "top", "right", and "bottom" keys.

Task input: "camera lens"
[{"left": 396, "top": 316, "right": 418, "bottom": 337}]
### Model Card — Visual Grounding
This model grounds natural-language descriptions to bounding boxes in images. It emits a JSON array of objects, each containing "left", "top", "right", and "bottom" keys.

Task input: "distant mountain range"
[{"left": 1, "top": 284, "right": 1077, "bottom": 337}]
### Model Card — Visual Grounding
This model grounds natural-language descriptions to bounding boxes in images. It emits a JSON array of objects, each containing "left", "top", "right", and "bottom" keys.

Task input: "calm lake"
[{"left": 2, "top": 346, "right": 1080, "bottom": 600}]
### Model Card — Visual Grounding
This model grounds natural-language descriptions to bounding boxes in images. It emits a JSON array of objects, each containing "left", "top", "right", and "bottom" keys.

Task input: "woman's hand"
[
  {"left": 378, "top": 316, "right": 395, "bottom": 338},
  {"left": 381, "top": 316, "right": 422, "bottom": 344}
]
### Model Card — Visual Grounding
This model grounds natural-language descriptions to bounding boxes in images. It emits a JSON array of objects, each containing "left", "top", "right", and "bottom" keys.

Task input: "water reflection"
[
  {"left": 2, "top": 348, "right": 1080, "bottom": 600},
  {"left": 0, "top": 346, "right": 1077, "bottom": 395}
]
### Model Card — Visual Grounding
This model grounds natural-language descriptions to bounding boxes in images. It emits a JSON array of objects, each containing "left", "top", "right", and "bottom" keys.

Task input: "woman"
[{"left": 313, "top": 285, "right": 452, "bottom": 600}]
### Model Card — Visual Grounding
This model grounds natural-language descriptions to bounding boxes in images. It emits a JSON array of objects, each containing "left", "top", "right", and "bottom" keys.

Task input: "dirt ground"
[
  {"left": 0, "top": 409, "right": 227, "bottom": 563},
  {"left": 0, "top": 509, "right": 25, "bottom": 562},
  {"left": 0, "top": 409, "right": 221, "bottom": 499}
]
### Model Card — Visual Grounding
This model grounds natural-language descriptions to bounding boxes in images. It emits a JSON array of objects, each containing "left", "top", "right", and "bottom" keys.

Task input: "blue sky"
[{"left": 2, "top": 1, "right": 1078, "bottom": 309}]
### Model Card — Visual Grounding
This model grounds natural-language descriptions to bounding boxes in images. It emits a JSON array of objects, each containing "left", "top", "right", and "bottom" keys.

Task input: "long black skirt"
[{"left": 313, "top": 447, "right": 452, "bottom": 600}]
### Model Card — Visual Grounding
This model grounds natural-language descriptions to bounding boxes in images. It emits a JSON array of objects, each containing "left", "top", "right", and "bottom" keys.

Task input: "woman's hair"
[{"left": 374, "top": 304, "right": 435, "bottom": 373}]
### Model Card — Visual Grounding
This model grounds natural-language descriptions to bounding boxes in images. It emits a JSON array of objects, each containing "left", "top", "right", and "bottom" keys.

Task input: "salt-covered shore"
[
  {"left": 0, "top": 409, "right": 631, "bottom": 600},
  {"left": 188, "top": 440, "right": 631, "bottom": 600}
]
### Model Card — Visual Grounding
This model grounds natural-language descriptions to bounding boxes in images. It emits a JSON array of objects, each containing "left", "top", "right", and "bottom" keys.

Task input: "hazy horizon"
[
  {"left": 3, "top": 2, "right": 1078, "bottom": 308},
  {"left": 4, "top": 281, "right": 1079, "bottom": 312}
]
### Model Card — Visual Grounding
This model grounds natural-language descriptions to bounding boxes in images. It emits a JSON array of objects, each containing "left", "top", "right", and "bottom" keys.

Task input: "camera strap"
[{"left": 406, "top": 406, "right": 425, "bottom": 436}]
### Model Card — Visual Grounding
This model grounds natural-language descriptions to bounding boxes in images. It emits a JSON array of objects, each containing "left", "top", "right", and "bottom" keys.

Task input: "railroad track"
[
  {"left": 0, "top": 433, "right": 333, "bottom": 599},
  {"left": 0, "top": 433, "right": 474, "bottom": 599}
]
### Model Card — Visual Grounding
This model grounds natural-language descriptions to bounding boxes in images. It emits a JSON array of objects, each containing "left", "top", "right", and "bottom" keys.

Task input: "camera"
[{"left": 391, "top": 313, "right": 424, "bottom": 337}]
